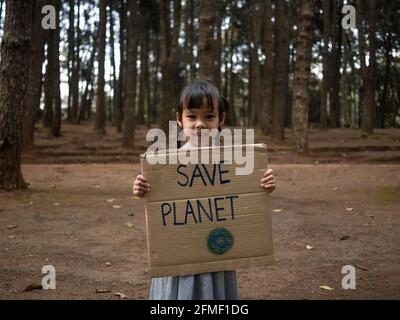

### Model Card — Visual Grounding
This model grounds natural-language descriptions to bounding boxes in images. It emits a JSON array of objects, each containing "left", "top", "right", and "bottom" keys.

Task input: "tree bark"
[
  {"left": 198, "top": 0, "right": 219, "bottom": 84},
  {"left": 271, "top": 0, "right": 290, "bottom": 140},
  {"left": 23, "top": 0, "right": 47, "bottom": 147},
  {"left": 292, "top": 0, "right": 315, "bottom": 153},
  {"left": 357, "top": 0, "right": 377, "bottom": 135},
  {"left": 115, "top": 0, "right": 126, "bottom": 132},
  {"left": 329, "top": 0, "right": 342, "bottom": 128},
  {"left": 71, "top": 0, "right": 81, "bottom": 123},
  {"left": 248, "top": 0, "right": 262, "bottom": 129},
  {"left": 51, "top": 0, "right": 61, "bottom": 137},
  {"left": 160, "top": 0, "right": 180, "bottom": 133},
  {"left": 67, "top": 0, "right": 75, "bottom": 122},
  {"left": 43, "top": 34, "right": 54, "bottom": 129},
  {"left": 122, "top": 0, "right": 138, "bottom": 147},
  {"left": 94, "top": 0, "right": 107, "bottom": 135},
  {"left": 0, "top": 0, "right": 33, "bottom": 190},
  {"left": 320, "top": 0, "right": 330, "bottom": 130},
  {"left": 261, "top": 0, "right": 273, "bottom": 135}
]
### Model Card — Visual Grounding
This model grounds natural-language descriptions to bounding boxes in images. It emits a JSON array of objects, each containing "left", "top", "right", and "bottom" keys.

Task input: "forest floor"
[{"left": 1, "top": 123, "right": 400, "bottom": 299}]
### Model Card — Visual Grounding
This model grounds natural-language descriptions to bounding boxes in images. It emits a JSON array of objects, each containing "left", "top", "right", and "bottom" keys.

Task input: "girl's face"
[{"left": 176, "top": 99, "right": 225, "bottom": 146}]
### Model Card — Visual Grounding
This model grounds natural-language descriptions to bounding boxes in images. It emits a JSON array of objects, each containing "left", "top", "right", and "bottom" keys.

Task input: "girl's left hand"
[{"left": 261, "top": 168, "right": 276, "bottom": 193}]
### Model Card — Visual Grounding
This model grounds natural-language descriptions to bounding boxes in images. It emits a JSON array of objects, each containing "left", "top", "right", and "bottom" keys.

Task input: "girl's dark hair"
[{"left": 177, "top": 80, "right": 229, "bottom": 118}]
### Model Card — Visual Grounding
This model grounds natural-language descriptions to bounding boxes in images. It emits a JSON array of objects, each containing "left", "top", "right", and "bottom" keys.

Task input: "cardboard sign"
[{"left": 140, "top": 144, "right": 274, "bottom": 278}]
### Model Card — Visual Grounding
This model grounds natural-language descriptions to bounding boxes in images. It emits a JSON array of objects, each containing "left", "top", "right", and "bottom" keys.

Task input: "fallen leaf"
[
  {"left": 113, "top": 205, "right": 123, "bottom": 209},
  {"left": 319, "top": 285, "right": 334, "bottom": 291},
  {"left": 306, "top": 245, "right": 313, "bottom": 250},
  {"left": 273, "top": 209, "right": 282, "bottom": 213},
  {"left": 355, "top": 265, "right": 368, "bottom": 271},
  {"left": 95, "top": 289, "right": 111, "bottom": 294},
  {"left": 24, "top": 284, "right": 42, "bottom": 292},
  {"left": 345, "top": 207, "right": 353, "bottom": 212},
  {"left": 106, "top": 199, "right": 115, "bottom": 203},
  {"left": 114, "top": 292, "right": 128, "bottom": 300},
  {"left": 7, "top": 225, "right": 18, "bottom": 230},
  {"left": 339, "top": 235, "right": 350, "bottom": 241},
  {"left": 8, "top": 236, "right": 15, "bottom": 239},
  {"left": 127, "top": 223, "right": 135, "bottom": 228}
]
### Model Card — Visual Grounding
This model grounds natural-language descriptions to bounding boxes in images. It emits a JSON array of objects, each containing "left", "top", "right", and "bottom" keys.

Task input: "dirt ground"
[{"left": 1, "top": 123, "right": 400, "bottom": 299}]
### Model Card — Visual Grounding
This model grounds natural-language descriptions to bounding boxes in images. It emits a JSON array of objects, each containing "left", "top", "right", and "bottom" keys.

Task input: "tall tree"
[
  {"left": 0, "top": 0, "right": 33, "bottom": 190},
  {"left": 271, "top": 0, "right": 290, "bottom": 140},
  {"left": 23, "top": 0, "right": 47, "bottom": 147},
  {"left": 159, "top": 0, "right": 181, "bottom": 133},
  {"left": 111, "top": 0, "right": 126, "bottom": 132},
  {"left": 198, "top": 0, "right": 219, "bottom": 84},
  {"left": 357, "top": 0, "right": 377, "bottom": 135},
  {"left": 292, "top": 0, "right": 315, "bottom": 153},
  {"left": 67, "top": 0, "right": 75, "bottom": 122},
  {"left": 248, "top": 0, "right": 262, "bottom": 128},
  {"left": 94, "top": 0, "right": 107, "bottom": 135},
  {"left": 51, "top": 0, "right": 62, "bottom": 137},
  {"left": 261, "top": 0, "right": 274, "bottom": 134},
  {"left": 329, "top": 0, "right": 342, "bottom": 128},
  {"left": 319, "top": 0, "right": 330, "bottom": 130},
  {"left": 122, "top": 0, "right": 138, "bottom": 147},
  {"left": 184, "top": 0, "right": 195, "bottom": 82},
  {"left": 71, "top": 0, "right": 81, "bottom": 123},
  {"left": 43, "top": 33, "right": 54, "bottom": 129}
]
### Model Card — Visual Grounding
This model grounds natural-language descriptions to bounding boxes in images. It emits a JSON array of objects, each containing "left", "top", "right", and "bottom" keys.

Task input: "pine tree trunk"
[
  {"left": 122, "top": 0, "right": 138, "bottom": 147},
  {"left": 0, "top": 0, "right": 33, "bottom": 190},
  {"left": 79, "top": 30, "right": 98, "bottom": 123},
  {"left": 329, "top": 0, "right": 342, "bottom": 128},
  {"left": 23, "top": 0, "right": 47, "bottom": 147},
  {"left": 248, "top": 0, "right": 262, "bottom": 129},
  {"left": 115, "top": 0, "right": 126, "bottom": 132},
  {"left": 320, "top": 0, "right": 330, "bottom": 130},
  {"left": 271, "top": 0, "right": 289, "bottom": 140},
  {"left": 71, "top": 1, "right": 81, "bottom": 123},
  {"left": 43, "top": 35, "right": 54, "bottom": 129},
  {"left": 292, "top": 0, "right": 314, "bottom": 153},
  {"left": 261, "top": 0, "right": 273, "bottom": 135},
  {"left": 198, "top": 0, "right": 218, "bottom": 83},
  {"left": 67, "top": 0, "right": 75, "bottom": 122},
  {"left": 137, "top": 9, "right": 148, "bottom": 126},
  {"left": 51, "top": 0, "right": 61, "bottom": 137},
  {"left": 160, "top": 0, "right": 180, "bottom": 133},
  {"left": 109, "top": 3, "right": 118, "bottom": 128},
  {"left": 94, "top": 0, "right": 107, "bottom": 135},
  {"left": 357, "top": 0, "right": 377, "bottom": 135}
]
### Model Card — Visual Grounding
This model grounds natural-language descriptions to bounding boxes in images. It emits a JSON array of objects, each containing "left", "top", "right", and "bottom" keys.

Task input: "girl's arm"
[
  {"left": 261, "top": 168, "right": 276, "bottom": 193},
  {"left": 133, "top": 175, "right": 151, "bottom": 198}
]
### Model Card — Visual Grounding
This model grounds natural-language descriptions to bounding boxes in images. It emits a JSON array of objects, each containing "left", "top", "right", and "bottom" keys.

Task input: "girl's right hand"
[{"left": 133, "top": 175, "right": 150, "bottom": 198}]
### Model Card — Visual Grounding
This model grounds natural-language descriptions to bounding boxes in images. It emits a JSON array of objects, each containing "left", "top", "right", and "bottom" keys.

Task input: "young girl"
[{"left": 133, "top": 80, "right": 276, "bottom": 300}]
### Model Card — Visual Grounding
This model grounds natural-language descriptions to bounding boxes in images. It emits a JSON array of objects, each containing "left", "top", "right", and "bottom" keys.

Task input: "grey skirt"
[{"left": 149, "top": 270, "right": 238, "bottom": 300}]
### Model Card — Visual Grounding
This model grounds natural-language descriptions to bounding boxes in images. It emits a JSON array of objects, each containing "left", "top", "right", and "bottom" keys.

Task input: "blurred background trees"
[{"left": 1, "top": 0, "right": 400, "bottom": 189}]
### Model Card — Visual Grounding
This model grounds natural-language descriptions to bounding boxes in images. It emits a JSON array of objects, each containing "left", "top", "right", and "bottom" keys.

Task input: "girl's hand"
[
  {"left": 133, "top": 175, "right": 150, "bottom": 198},
  {"left": 261, "top": 168, "right": 275, "bottom": 194}
]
